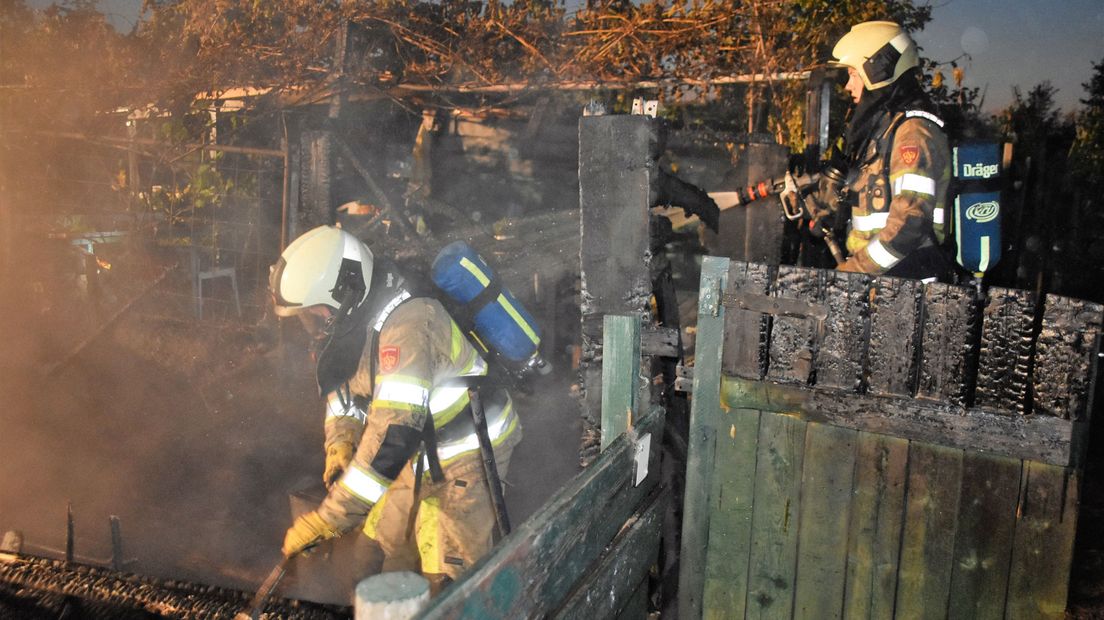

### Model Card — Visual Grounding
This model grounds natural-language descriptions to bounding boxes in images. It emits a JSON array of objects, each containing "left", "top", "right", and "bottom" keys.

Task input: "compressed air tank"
[{"left": 431, "top": 240, "right": 542, "bottom": 366}]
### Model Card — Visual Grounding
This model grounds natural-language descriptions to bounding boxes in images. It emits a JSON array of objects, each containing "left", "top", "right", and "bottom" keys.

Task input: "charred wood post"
[{"left": 577, "top": 114, "right": 661, "bottom": 446}]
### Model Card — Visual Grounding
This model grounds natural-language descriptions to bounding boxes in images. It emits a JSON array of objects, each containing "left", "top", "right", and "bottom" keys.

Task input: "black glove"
[{"left": 810, "top": 165, "right": 848, "bottom": 213}]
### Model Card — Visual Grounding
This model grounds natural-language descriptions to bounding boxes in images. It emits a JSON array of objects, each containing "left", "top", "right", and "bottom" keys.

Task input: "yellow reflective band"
[
  {"left": 852, "top": 212, "right": 889, "bottom": 232},
  {"left": 340, "top": 465, "right": 390, "bottom": 505},
  {"left": 376, "top": 381, "right": 430, "bottom": 407},
  {"left": 979, "top": 236, "right": 991, "bottom": 273},
  {"left": 429, "top": 386, "right": 470, "bottom": 425},
  {"left": 415, "top": 496, "right": 442, "bottom": 574},
  {"left": 893, "top": 173, "right": 936, "bottom": 197},
  {"left": 450, "top": 322, "right": 464, "bottom": 362},
  {"left": 933, "top": 207, "right": 945, "bottom": 225},
  {"left": 459, "top": 257, "right": 490, "bottom": 286},
  {"left": 866, "top": 239, "right": 901, "bottom": 269},
  {"left": 496, "top": 294, "right": 540, "bottom": 346},
  {"left": 373, "top": 400, "right": 422, "bottom": 413},
  {"left": 435, "top": 406, "right": 519, "bottom": 464}
]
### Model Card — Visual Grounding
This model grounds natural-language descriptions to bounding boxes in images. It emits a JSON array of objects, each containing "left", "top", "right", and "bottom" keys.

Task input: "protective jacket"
[
  {"left": 838, "top": 108, "right": 951, "bottom": 278},
  {"left": 313, "top": 277, "right": 521, "bottom": 578}
]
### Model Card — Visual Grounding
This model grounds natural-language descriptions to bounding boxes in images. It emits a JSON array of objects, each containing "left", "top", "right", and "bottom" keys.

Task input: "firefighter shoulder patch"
[
  {"left": 898, "top": 144, "right": 919, "bottom": 166},
  {"left": 379, "top": 345, "right": 401, "bottom": 373}
]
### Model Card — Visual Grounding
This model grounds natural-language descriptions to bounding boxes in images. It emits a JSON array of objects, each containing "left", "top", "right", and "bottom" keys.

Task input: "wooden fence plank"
[
  {"left": 816, "top": 271, "right": 870, "bottom": 392},
  {"left": 722, "top": 261, "right": 772, "bottom": 380},
  {"left": 975, "top": 287, "right": 1037, "bottom": 415},
  {"left": 702, "top": 408, "right": 761, "bottom": 620},
  {"left": 867, "top": 276, "right": 923, "bottom": 397},
  {"left": 745, "top": 413, "right": 807, "bottom": 618},
  {"left": 418, "top": 407, "right": 664, "bottom": 620},
  {"left": 946, "top": 453, "right": 1021, "bottom": 619},
  {"left": 1033, "top": 294, "right": 1103, "bottom": 420},
  {"left": 767, "top": 266, "right": 824, "bottom": 385},
  {"left": 678, "top": 255, "right": 730, "bottom": 620},
  {"left": 1005, "top": 462, "right": 1080, "bottom": 619},
  {"left": 917, "top": 282, "right": 978, "bottom": 406},
  {"left": 601, "top": 314, "right": 641, "bottom": 449},
  {"left": 554, "top": 489, "right": 666, "bottom": 620},
  {"left": 842, "top": 432, "right": 909, "bottom": 620},
  {"left": 794, "top": 423, "right": 857, "bottom": 619},
  {"left": 894, "top": 442, "right": 964, "bottom": 620}
]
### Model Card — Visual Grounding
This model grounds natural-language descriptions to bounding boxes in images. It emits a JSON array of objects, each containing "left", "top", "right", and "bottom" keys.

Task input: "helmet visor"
[{"left": 268, "top": 257, "right": 304, "bottom": 316}]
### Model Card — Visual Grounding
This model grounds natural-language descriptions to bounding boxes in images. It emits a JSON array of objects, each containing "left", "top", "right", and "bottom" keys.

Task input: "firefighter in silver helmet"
[
  {"left": 810, "top": 21, "right": 953, "bottom": 280},
  {"left": 269, "top": 225, "right": 521, "bottom": 593}
]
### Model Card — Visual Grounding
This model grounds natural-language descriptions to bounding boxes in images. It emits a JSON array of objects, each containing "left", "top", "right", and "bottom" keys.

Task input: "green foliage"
[{"left": 1070, "top": 57, "right": 1104, "bottom": 189}]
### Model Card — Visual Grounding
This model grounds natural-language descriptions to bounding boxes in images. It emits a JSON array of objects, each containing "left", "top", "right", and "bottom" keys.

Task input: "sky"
[
  {"left": 26, "top": 0, "right": 1104, "bottom": 115},
  {"left": 912, "top": 0, "right": 1104, "bottom": 114}
]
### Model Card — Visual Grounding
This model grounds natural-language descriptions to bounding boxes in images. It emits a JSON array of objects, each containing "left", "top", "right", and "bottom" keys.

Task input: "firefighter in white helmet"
[
  {"left": 269, "top": 225, "right": 521, "bottom": 593},
  {"left": 810, "top": 21, "right": 953, "bottom": 280}
]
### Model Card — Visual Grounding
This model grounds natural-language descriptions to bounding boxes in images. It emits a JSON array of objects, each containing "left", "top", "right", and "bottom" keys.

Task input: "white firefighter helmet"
[
  {"left": 269, "top": 225, "right": 373, "bottom": 317},
  {"left": 831, "top": 21, "right": 919, "bottom": 91}
]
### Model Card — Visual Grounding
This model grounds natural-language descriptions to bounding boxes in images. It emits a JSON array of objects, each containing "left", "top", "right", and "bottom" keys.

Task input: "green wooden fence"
[
  {"left": 417, "top": 314, "right": 665, "bottom": 619},
  {"left": 680, "top": 257, "right": 1101, "bottom": 620}
]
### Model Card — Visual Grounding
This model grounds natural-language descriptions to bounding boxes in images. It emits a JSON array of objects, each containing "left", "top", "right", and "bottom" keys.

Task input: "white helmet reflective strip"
[
  {"left": 373, "top": 290, "right": 412, "bottom": 332},
  {"left": 893, "top": 173, "right": 936, "bottom": 197},
  {"left": 888, "top": 33, "right": 912, "bottom": 57},
  {"left": 375, "top": 377, "right": 430, "bottom": 408},
  {"left": 905, "top": 110, "right": 945, "bottom": 127},
  {"left": 339, "top": 464, "right": 390, "bottom": 505},
  {"left": 325, "top": 391, "right": 367, "bottom": 424},
  {"left": 866, "top": 239, "right": 902, "bottom": 269},
  {"left": 852, "top": 212, "right": 889, "bottom": 232}
]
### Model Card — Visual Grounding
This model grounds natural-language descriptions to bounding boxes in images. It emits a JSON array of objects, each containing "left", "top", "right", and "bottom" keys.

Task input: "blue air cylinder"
[
  {"left": 431, "top": 241, "right": 546, "bottom": 372},
  {"left": 953, "top": 142, "right": 1003, "bottom": 276}
]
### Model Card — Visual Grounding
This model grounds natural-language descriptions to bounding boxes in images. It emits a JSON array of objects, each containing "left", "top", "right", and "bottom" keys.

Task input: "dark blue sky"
[
  {"left": 912, "top": 0, "right": 1104, "bottom": 114},
  {"left": 28, "top": 0, "right": 1104, "bottom": 115}
]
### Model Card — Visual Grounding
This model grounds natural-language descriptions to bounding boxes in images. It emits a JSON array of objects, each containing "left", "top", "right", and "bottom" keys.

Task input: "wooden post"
[
  {"left": 678, "top": 255, "right": 728, "bottom": 620},
  {"left": 578, "top": 115, "right": 661, "bottom": 431},
  {"left": 601, "top": 314, "right": 641, "bottom": 450}
]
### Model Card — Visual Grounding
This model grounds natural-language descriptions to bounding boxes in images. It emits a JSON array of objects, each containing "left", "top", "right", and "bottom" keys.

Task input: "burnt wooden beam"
[
  {"left": 975, "top": 287, "right": 1037, "bottom": 415},
  {"left": 816, "top": 270, "right": 870, "bottom": 392},
  {"left": 721, "top": 261, "right": 772, "bottom": 380},
  {"left": 767, "top": 265, "right": 824, "bottom": 385},
  {"left": 577, "top": 114, "right": 661, "bottom": 428},
  {"left": 1032, "top": 294, "right": 1103, "bottom": 420},
  {"left": 719, "top": 375, "right": 1080, "bottom": 466},
  {"left": 867, "top": 276, "right": 923, "bottom": 397},
  {"left": 917, "top": 282, "right": 978, "bottom": 406}
]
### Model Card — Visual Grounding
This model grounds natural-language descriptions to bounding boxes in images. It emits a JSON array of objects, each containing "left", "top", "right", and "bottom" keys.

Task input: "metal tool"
[{"left": 236, "top": 557, "right": 289, "bottom": 620}]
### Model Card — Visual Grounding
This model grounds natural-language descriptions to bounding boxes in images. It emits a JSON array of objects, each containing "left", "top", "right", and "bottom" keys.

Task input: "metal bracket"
[
  {"left": 631, "top": 98, "right": 659, "bottom": 118},
  {"left": 674, "top": 363, "right": 694, "bottom": 393},
  {"left": 633, "top": 433, "right": 652, "bottom": 486}
]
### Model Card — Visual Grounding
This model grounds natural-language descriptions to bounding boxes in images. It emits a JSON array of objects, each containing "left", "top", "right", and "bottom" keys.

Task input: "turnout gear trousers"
[
  {"left": 313, "top": 296, "right": 521, "bottom": 580},
  {"left": 838, "top": 109, "right": 951, "bottom": 278}
]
